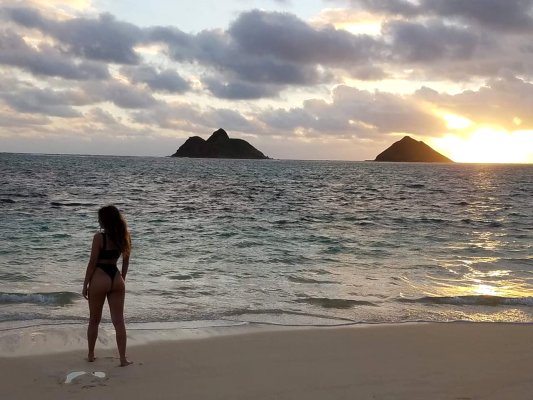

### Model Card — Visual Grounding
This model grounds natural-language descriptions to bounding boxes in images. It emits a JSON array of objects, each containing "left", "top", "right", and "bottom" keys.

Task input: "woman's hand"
[{"left": 82, "top": 285, "right": 89, "bottom": 300}]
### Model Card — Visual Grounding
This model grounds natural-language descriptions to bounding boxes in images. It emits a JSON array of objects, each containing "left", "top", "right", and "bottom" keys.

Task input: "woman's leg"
[
  {"left": 107, "top": 275, "right": 131, "bottom": 366},
  {"left": 87, "top": 271, "right": 110, "bottom": 361}
]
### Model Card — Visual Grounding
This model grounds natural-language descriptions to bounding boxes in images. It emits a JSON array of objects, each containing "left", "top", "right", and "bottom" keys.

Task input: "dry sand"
[{"left": 2, "top": 323, "right": 533, "bottom": 399}]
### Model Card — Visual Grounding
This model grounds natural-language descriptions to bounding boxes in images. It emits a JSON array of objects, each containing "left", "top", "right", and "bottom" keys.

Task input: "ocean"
[{"left": 1, "top": 153, "right": 532, "bottom": 333}]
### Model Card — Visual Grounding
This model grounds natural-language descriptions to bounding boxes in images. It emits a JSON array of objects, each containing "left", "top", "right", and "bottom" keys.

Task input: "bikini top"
[{"left": 99, "top": 233, "right": 121, "bottom": 259}]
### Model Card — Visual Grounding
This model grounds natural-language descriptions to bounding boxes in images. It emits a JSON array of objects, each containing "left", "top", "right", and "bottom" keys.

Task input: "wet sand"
[{"left": 2, "top": 323, "right": 533, "bottom": 399}]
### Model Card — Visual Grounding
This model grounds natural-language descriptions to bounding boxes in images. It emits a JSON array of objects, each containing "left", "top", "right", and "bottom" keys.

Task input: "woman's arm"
[
  {"left": 121, "top": 254, "right": 129, "bottom": 280},
  {"left": 83, "top": 233, "right": 101, "bottom": 299}
]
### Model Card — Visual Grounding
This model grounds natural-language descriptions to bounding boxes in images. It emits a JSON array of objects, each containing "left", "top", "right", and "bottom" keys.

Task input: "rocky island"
[
  {"left": 171, "top": 129, "right": 269, "bottom": 159},
  {"left": 375, "top": 136, "right": 453, "bottom": 163}
]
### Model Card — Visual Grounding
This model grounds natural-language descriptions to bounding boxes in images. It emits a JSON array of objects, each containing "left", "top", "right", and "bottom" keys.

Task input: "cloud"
[
  {"left": 0, "top": 74, "right": 158, "bottom": 120},
  {"left": 1, "top": 86, "right": 86, "bottom": 117},
  {"left": 84, "top": 81, "right": 159, "bottom": 109},
  {"left": 203, "top": 78, "right": 280, "bottom": 99},
  {"left": 144, "top": 25, "right": 192, "bottom": 57},
  {"left": 4, "top": 5, "right": 528, "bottom": 98},
  {"left": 203, "top": 108, "right": 255, "bottom": 132},
  {"left": 1, "top": 3, "right": 532, "bottom": 159},
  {"left": 150, "top": 24, "right": 332, "bottom": 90},
  {"left": 85, "top": 107, "right": 121, "bottom": 125},
  {"left": 0, "top": 108, "right": 49, "bottom": 127},
  {"left": 4, "top": 7, "right": 142, "bottom": 64},
  {"left": 344, "top": 0, "right": 533, "bottom": 32},
  {"left": 121, "top": 66, "right": 190, "bottom": 93},
  {"left": 383, "top": 19, "right": 480, "bottom": 63},
  {"left": 132, "top": 101, "right": 258, "bottom": 135},
  {"left": 423, "top": 0, "right": 533, "bottom": 33},
  {"left": 132, "top": 102, "right": 203, "bottom": 131},
  {"left": 416, "top": 75, "right": 533, "bottom": 130},
  {"left": 259, "top": 85, "right": 446, "bottom": 138},
  {"left": 228, "top": 10, "right": 382, "bottom": 65},
  {"left": 0, "top": 29, "right": 110, "bottom": 80},
  {"left": 142, "top": 9, "right": 389, "bottom": 97}
]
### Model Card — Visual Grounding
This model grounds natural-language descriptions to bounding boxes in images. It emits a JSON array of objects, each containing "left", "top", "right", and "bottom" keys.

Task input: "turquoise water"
[{"left": 0, "top": 153, "right": 532, "bottom": 329}]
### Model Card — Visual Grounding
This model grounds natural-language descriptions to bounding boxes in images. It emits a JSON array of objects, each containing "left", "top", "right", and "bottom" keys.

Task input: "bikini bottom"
[{"left": 96, "top": 263, "right": 119, "bottom": 282}]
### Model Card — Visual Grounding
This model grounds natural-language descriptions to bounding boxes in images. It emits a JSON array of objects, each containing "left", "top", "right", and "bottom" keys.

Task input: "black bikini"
[{"left": 96, "top": 233, "right": 121, "bottom": 282}]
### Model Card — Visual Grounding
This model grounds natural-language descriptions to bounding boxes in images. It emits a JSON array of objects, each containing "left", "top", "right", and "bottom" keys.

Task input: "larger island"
[{"left": 171, "top": 129, "right": 269, "bottom": 159}]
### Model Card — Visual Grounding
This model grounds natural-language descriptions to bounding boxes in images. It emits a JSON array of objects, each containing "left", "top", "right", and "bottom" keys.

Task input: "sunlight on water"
[
  {"left": 0, "top": 154, "right": 531, "bottom": 326},
  {"left": 473, "top": 284, "right": 498, "bottom": 296},
  {"left": 470, "top": 232, "right": 502, "bottom": 251}
]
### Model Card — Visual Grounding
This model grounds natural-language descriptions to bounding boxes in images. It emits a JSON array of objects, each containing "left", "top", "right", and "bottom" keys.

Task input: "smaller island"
[
  {"left": 171, "top": 128, "right": 269, "bottom": 159},
  {"left": 374, "top": 136, "right": 453, "bottom": 163}
]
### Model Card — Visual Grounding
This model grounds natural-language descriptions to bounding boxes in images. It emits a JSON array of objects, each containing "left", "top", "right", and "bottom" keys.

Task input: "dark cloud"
[
  {"left": 1, "top": 86, "right": 87, "bottom": 117},
  {"left": 345, "top": 0, "right": 533, "bottom": 32},
  {"left": 132, "top": 102, "right": 258, "bottom": 134},
  {"left": 132, "top": 102, "right": 204, "bottom": 131},
  {"left": 348, "top": 65, "right": 388, "bottom": 80},
  {"left": 2, "top": 7, "right": 47, "bottom": 30},
  {"left": 424, "top": 0, "right": 533, "bottom": 33},
  {"left": 0, "top": 30, "right": 109, "bottom": 80},
  {"left": 228, "top": 10, "right": 382, "bottom": 65},
  {"left": 144, "top": 26, "right": 193, "bottom": 60},
  {"left": 4, "top": 8, "right": 340, "bottom": 96},
  {"left": 145, "top": 22, "right": 335, "bottom": 99},
  {"left": 155, "top": 8, "right": 502, "bottom": 87},
  {"left": 3, "top": 4, "right": 532, "bottom": 89},
  {"left": 383, "top": 19, "right": 480, "bottom": 63},
  {"left": 0, "top": 72, "right": 158, "bottom": 119},
  {"left": 4, "top": 7, "right": 142, "bottom": 64},
  {"left": 4, "top": 5, "right": 527, "bottom": 99},
  {"left": 1, "top": 3, "right": 532, "bottom": 145},
  {"left": 84, "top": 81, "right": 159, "bottom": 109},
  {"left": 203, "top": 77, "right": 280, "bottom": 99},
  {"left": 121, "top": 66, "right": 190, "bottom": 93}
]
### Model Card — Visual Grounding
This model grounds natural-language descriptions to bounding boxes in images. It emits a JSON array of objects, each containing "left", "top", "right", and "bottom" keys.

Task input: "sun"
[{"left": 430, "top": 125, "right": 533, "bottom": 164}]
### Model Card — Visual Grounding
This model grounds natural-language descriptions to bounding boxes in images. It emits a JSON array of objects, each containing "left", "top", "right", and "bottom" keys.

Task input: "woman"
[{"left": 83, "top": 205, "right": 132, "bottom": 366}]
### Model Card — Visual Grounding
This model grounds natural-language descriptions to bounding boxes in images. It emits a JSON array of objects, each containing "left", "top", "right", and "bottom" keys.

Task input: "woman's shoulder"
[{"left": 92, "top": 232, "right": 104, "bottom": 243}]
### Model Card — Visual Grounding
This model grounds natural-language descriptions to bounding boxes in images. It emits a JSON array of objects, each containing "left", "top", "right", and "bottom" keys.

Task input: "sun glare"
[
  {"left": 442, "top": 113, "right": 472, "bottom": 130},
  {"left": 335, "top": 21, "right": 382, "bottom": 36},
  {"left": 431, "top": 128, "right": 533, "bottom": 163},
  {"left": 474, "top": 284, "right": 498, "bottom": 296}
]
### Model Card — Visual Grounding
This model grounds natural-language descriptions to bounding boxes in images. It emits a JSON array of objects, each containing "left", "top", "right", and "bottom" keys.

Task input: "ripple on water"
[{"left": 0, "top": 154, "right": 532, "bottom": 325}]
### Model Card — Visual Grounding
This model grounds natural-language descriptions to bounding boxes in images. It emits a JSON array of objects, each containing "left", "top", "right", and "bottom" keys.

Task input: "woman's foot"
[
  {"left": 87, "top": 353, "right": 96, "bottom": 362},
  {"left": 120, "top": 358, "right": 132, "bottom": 367}
]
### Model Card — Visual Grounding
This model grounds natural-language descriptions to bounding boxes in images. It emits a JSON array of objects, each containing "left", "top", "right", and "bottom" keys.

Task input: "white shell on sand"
[{"left": 64, "top": 371, "right": 106, "bottom": 384}]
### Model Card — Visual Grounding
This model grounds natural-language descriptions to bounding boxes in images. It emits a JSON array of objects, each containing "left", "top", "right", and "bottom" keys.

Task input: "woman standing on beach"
[{"left": 82, "top": 205, "right": 132, "bottom": 366}]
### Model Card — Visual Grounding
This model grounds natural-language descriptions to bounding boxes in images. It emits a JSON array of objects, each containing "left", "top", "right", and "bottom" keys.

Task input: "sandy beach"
[{"left": 2, "top": 322, "right": 533, "bottom": 399}]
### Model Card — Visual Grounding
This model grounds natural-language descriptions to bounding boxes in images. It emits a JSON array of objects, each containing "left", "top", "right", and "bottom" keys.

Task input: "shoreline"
[
  {"left": 3, "top": 322, "right": 533, "bottom": 399},
  {"left": 3, "top": 318, "right": 533, "bottom": 357}
]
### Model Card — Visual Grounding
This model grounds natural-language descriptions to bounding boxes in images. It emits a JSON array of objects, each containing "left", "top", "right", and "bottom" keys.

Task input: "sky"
[{"left": 1, "top": 0, "right": 532, "bottom": 162}]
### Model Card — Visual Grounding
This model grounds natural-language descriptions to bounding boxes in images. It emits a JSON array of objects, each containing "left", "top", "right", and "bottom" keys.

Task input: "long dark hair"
[{"left": 98, "top": 205, "right": 131, "bottom": 257}]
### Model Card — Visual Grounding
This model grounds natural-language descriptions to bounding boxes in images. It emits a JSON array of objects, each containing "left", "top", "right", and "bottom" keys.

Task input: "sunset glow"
[
  {"left": 442, "top": 113, "right": 472, "bottom": 130},
  {"left": 431, "top": 129, "right": 533, "bottom": 163},
  {"left": 0, "top": 0, "right": 532, "bottom": 162}
]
